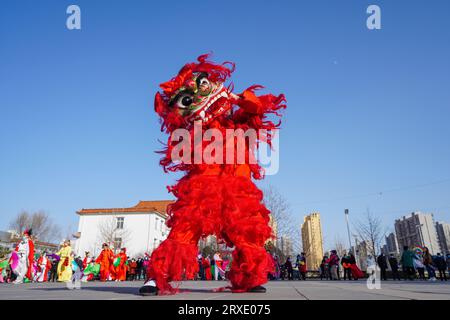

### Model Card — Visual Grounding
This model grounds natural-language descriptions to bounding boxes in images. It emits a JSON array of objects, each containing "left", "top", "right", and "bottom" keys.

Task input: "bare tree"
[
  {"left": 9, "top": 211, "right": 30, "bottom": 235},
  {"left": 263, "top": 185, "right": 300, "bottom": 255},
  {"left": 63, "top": 223, "right": 79, "bottom": 242},
  {"left": 333, "top": 235, "right": 347, "bottom": 257},
  {"left": 97, "top": 216, "right": 132, "bottom": 253},
  {"left": 30, "top": 211, "right": 61, "bottom": 242},
  {"left": 9, "top": 210, "right": 61, "bottom": 243},
  {"left": 353, "top": 209, "right": 385, "bottom": 258}
]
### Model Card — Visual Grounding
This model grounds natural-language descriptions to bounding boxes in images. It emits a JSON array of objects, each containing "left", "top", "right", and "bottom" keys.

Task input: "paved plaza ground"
[{"left": 0, "top": 280, "right": 449, "bottom": 300}]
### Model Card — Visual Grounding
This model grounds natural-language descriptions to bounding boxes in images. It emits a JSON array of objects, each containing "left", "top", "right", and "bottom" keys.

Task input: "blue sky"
[{"left": 1, "top": 0, "right": 449, "bottom": 250}]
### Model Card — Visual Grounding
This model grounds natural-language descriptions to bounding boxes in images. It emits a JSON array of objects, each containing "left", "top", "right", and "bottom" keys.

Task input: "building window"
[
  {"left": 116, "top": 217, "right": 124, "bottom": 229},
  {"left": 155, "top": 218, "right": 158, "bottom": 229},
  {"left": 114, "top": 237, "right": 122, "bottom": 249}
]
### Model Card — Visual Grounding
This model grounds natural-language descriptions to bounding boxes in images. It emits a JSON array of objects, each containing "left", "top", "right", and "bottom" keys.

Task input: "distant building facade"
[
  {"left": 198, "top": 235, "right": 218, "bottom": 251},
  {"left": 395, "top": 212, "right": 440, "bottom": 254},
  {"left": 75, "top": 200, "right": 173, "bottom": 257},
  {"left": 301, "top": 212, "right": 324, "bottom": 270},
  {"left": 436, "top": 221, "right": 450, "bottom": 255},
  {"left": 384, "top": 232, "right": 400, "bottom": 256}
]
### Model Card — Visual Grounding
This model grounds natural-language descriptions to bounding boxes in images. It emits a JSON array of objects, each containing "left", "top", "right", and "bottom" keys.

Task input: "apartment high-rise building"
[
  {"left": 436, "top": 221, "right": 450, "bottom": 255},
  {"left": 301, "top": 212, "right": 324, "bottom": 270},
  {"left": 385, "top": 232, "right": 400, "bottom": 255},
  {"left": 394, "top": 212, "right": 440, "bottom": 254}
]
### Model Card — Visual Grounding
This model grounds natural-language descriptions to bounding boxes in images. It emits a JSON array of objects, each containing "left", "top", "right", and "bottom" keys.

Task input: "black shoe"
[
  {"left": 248, "top": 285, "right": 266, "bottom": 293},
  {"left": 139, "top": 280, "right": 158, "bottom": 296}
]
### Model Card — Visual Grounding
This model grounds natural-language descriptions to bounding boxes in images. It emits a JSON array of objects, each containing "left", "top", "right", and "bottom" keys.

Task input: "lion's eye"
[
  {"left": 199, "top": 77, "right": 210, "bottom": 87},
  {"left": 176, "top": 94, "right": 194, "bottom": 109},
  {"left": 196, "top": 73, "right": 210, "bottom": 87},
  {"left": 196, "top": 74, "right": 212, "bottom": 96}
]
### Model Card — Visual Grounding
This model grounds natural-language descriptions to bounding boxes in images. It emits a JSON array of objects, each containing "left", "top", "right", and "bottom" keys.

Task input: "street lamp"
[
  {"left": 353, "top": 235, "right": 360, "bottom": 267},
  {"left": 345, "top": 209, "right": 353, "bottom": 253}
]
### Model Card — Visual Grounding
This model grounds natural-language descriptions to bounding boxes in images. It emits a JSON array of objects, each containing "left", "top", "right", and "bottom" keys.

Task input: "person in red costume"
[
  {"left": 202, "top": 256, "right": 212, "bottom": 281},
  {"left": 297, "top": 253, "right": 307, "bottom": 280},
  {"left": 24, "top": 229, "right": 34, "bottom": 281},
  {"left": 139, "top": 54, "right": 286, "bottom": 296},
  {"left": 95, "top": 243, "right": 114, "bottom": 281},
  {"left": 24, "top": 229, "right": 35, "bottom": 281},
  {"left": 36, "top": 252, "right": 51, "bottom": 282},
  {"left": 114, "top": 248, "right": 128, "bottom": 281},
  {"left": 82, "top": 251, "right": 92, "bottom": 270},
  {"left": 109, "top": 261, "right": 116, "bottom": 281}
]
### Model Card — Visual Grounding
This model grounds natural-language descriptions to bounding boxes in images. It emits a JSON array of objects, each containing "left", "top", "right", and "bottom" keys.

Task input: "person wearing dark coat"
[
  {"left": 341, "top": 254, "right": 352, "bottom": 280},
  {"left": 320, "top": 255, "right": 329, "bottom": 280},
  {"left": 388, "top": 254, "right": 401, "bottom": 280},
  {"left": 197, "top": 253, "right": 205, "bottom": 280},
  {"left": 285, "top": 256, "right": 293, "bottom": 280},
  {"left": 401, "top": 246, "right": 415, "bottom": 280},
  {"left": 75, "top": 256, "right": 83, "bottom": 270},
  {"left": 447, "top": 254, "right": 450, "bottom": 271},
  {"left": 377, "top": 253, "right": 388, "bottom": 280},
  {"left": 434, "top": 253, "right": 447, "bottom": 281},
  {"left": 136, "top": 258, "right": 143, "bottom": 280},
  {"left": 49, "top": 258, "right": 58, "bottom": 282}
]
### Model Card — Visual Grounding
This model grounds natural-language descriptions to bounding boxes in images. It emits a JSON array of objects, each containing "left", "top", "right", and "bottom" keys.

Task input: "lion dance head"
[{"left": 154, "top": 54, "right": 239, "bottom": 132}]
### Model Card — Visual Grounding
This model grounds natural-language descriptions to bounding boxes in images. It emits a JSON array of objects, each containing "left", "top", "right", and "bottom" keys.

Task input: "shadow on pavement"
[
  {"left": 30, "top": 286, "right": 141, "bottom": 295},
  {"left": 30, "top": 286, "right": 230, "bottom": 296}
]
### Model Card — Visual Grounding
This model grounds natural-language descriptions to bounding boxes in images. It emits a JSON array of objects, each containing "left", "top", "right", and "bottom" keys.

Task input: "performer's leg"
[
  {"left": 100, "top": 266, "right": 108, "bottom": 282},
  {"left": 26, "top": 262, "right": 32, "bottom": 281},
  {"left": 221, "top": 181, "right": 274, "bottom": 292},
  {"left": 140, "top": 220, "right": 202, "bottom": 295},
  {"left": 140, "top": 175, "right": 221, "bottom": 295},
  {"left": 221, "top": 179, "right": 274, "bottom": 292}
]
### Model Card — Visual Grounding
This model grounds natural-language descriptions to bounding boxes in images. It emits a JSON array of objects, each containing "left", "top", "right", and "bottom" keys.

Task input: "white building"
[
  {"left": 395, "top": 212, "right": 440, "bottom": 254},
  {"left": 74, "top": 200, "right": 173, "bottom": 258}
]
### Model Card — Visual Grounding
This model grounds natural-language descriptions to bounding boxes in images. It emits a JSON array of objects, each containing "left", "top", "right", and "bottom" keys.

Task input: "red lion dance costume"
[{"left": 139, "top": 54, "right": 286, "bottom": 296}]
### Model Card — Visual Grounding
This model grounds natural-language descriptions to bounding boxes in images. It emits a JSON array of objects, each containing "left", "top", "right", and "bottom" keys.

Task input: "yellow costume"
[{"left": 57, "top": 246, "right": 72, "bottom": 282}]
